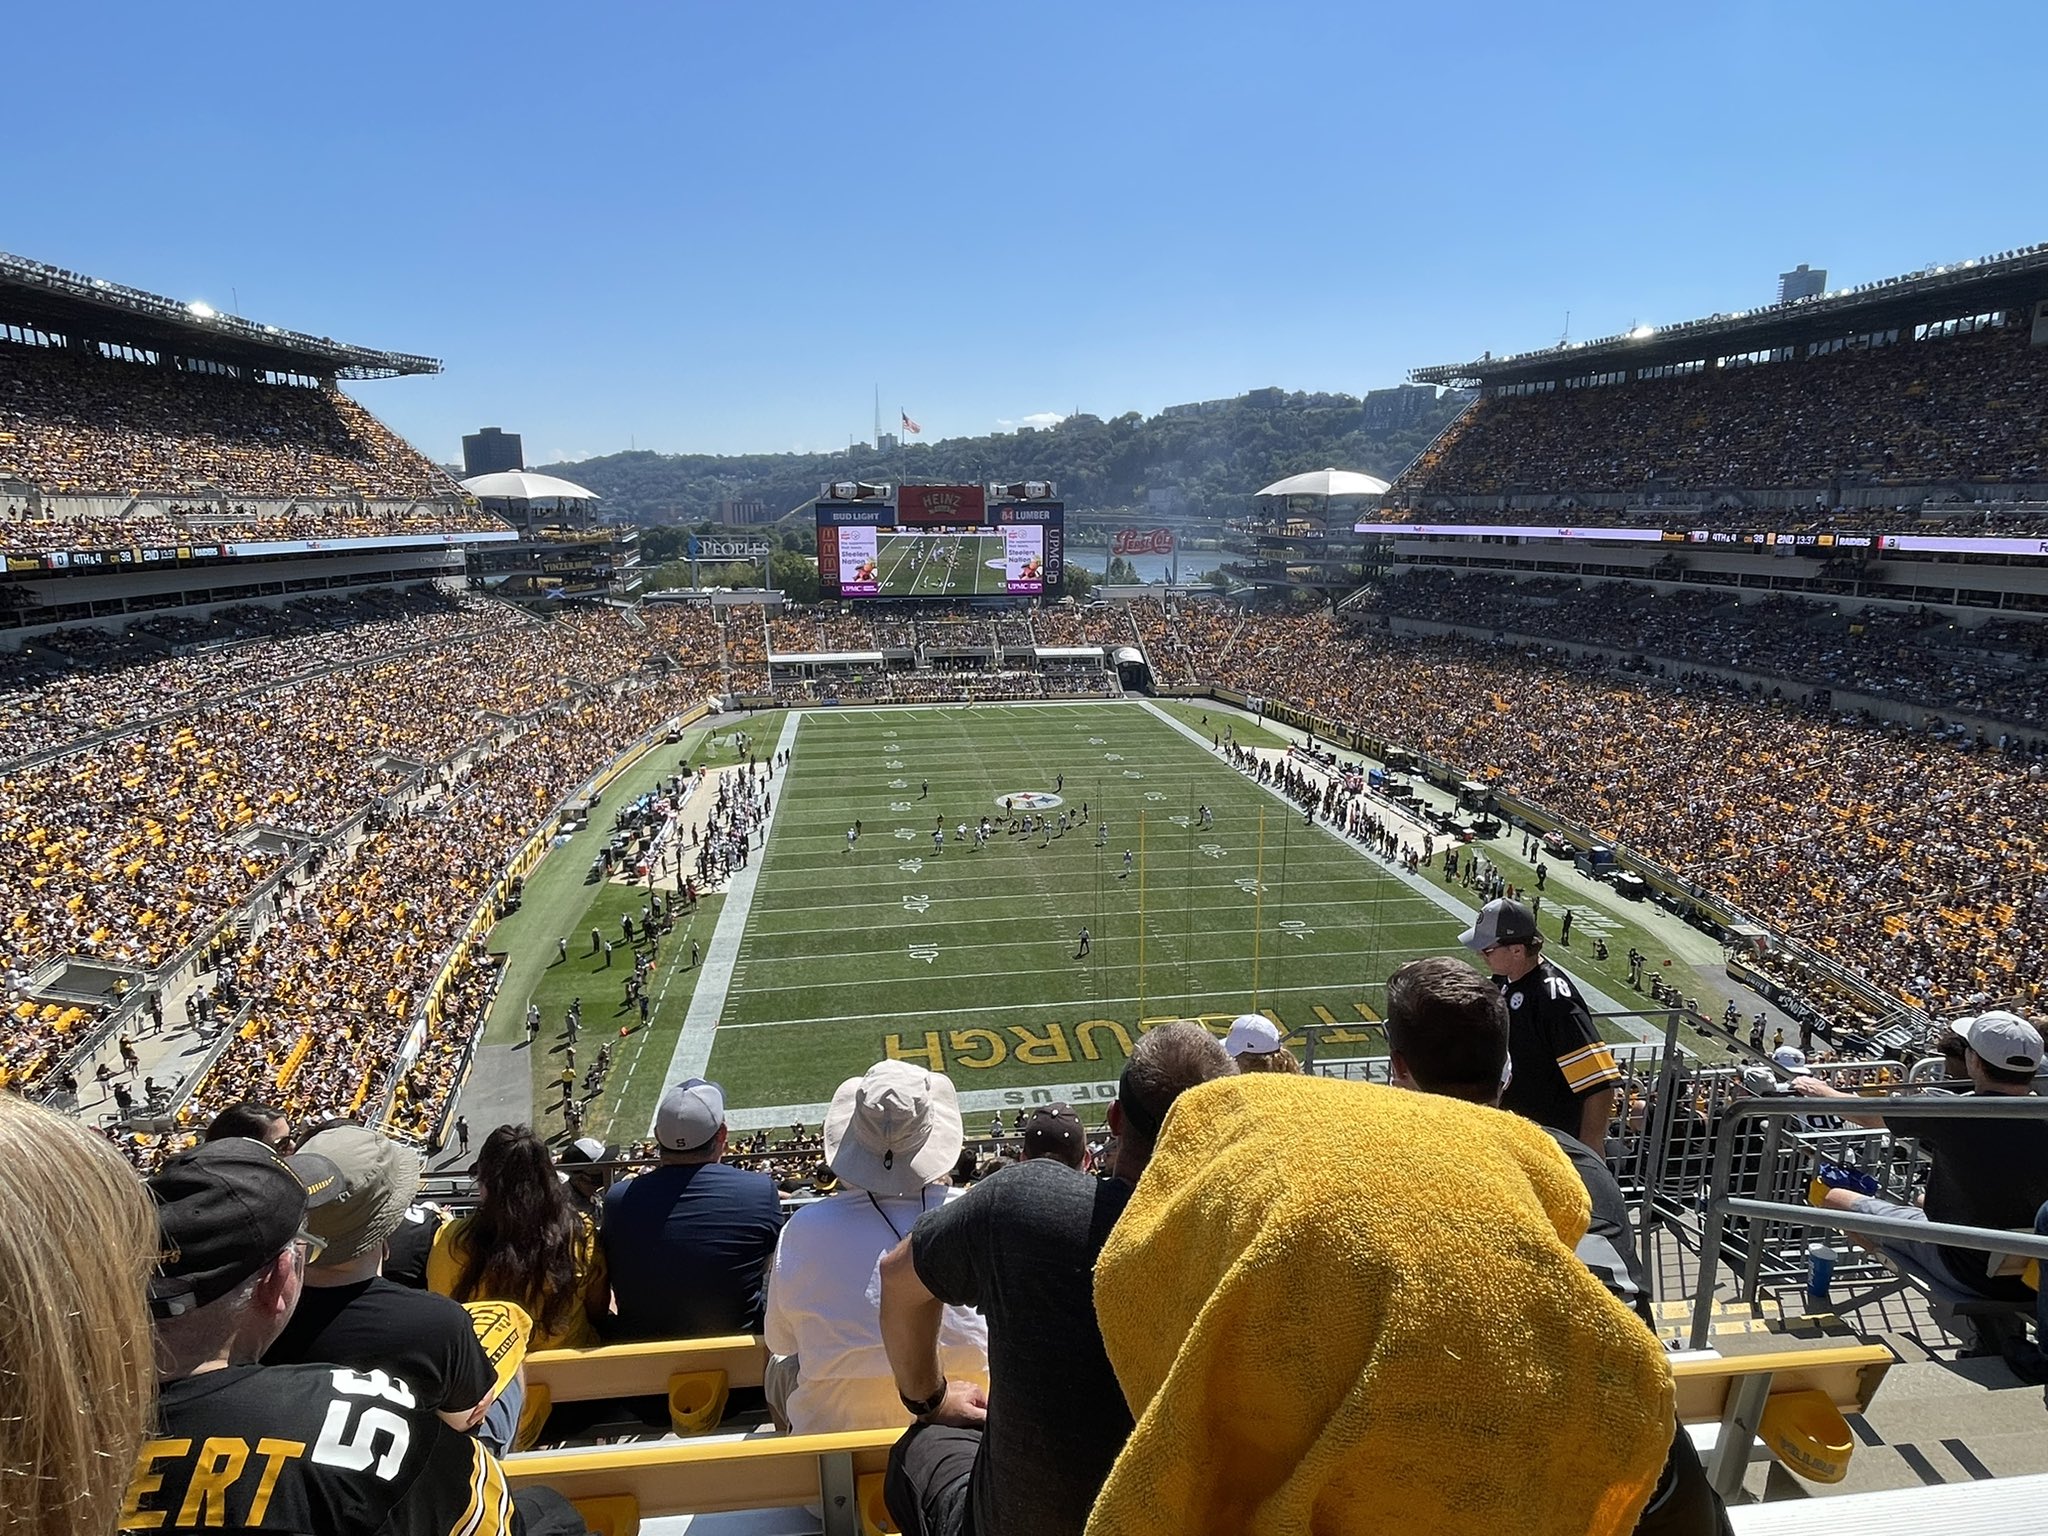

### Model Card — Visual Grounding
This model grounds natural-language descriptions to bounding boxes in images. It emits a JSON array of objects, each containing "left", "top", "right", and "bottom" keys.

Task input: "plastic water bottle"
[{"left": 1806, "top": 1241, "right": 1837, "bottom": 1308}]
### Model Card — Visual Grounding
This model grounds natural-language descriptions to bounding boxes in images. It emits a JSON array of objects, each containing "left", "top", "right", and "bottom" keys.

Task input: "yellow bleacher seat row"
[
  {"left": 526, "top": 1334, "right": 769, "bottom": 1402},
  {"left": 516, "top": 1335, "right": 769, "bottom": 1450},
  {"left": 507, "top": 1333, "right": 1895, "bottom": 1530},
  {"left": 506, "top": 1428, "right": 901, "bottom": 1536}
]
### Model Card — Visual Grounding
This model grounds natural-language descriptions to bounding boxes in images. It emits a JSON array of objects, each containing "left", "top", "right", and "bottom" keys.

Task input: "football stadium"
[{"left": 8, "top": 236, "right": 2048, "bottom": 1535}]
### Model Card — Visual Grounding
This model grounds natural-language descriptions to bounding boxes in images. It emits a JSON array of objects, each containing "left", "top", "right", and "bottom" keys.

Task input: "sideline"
[
  {"left": 649, "top": 711, "right": 804, "bottom": 1123},
  {"left": 1137, "top": 700, "right": 1657, "bottom": 1034}
]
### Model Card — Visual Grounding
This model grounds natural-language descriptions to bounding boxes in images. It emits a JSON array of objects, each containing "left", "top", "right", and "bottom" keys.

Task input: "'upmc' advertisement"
[
  {"left": 1003, "top": 526, "right": 1045, "bottom": 593},
  {"left": 836, "top": 525, "right": 879, "bottom": 595}
]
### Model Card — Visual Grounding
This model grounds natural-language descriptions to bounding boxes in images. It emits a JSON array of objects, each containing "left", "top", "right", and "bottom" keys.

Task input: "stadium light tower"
[{"left": 186, "top": 300, "right": 216, "bottom": 319}]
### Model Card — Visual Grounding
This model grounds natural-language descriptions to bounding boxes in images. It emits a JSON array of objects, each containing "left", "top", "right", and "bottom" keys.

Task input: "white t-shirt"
[{"left": 762, "top": 1184, "right": 990, "bottom": 1435}]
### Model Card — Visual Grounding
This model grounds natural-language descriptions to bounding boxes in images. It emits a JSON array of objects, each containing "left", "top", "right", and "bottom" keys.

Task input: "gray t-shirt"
[{"left": 911, "top": 1159, "right": 1134, "bottom": 1536}]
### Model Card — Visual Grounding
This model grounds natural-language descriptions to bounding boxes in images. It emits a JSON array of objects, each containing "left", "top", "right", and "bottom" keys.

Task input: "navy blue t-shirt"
[{"left": 601, "top": 1160, "right": 784, "bottom": 1337}]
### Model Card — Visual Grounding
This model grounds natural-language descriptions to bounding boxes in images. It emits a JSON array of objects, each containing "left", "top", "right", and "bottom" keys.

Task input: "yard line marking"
[
  {"left": 1135, "top": 700, "right": 1650, "bottom": 1035},
  {"left": 651, "top": 710, "right": 804, "bottom": 1123},
  {"left": 717, "top": 976, "right": 1403, "bottom": 1032},
  {"left": 727, "top": 910, "right": 1450, "bottom": 953},
  {"left": 725, "top": 951, "right": 1323, "bottom": 996}
]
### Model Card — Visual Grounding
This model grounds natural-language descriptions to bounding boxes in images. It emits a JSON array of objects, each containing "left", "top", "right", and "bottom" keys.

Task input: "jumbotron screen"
[{"left": 817, "top": 485, "right": 1062, "bottom": 599}]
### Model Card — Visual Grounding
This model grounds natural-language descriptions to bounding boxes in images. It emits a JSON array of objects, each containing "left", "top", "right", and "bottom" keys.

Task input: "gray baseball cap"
[
  {"left": 1949, "top": 1011, "right": 2044, "bottom": 1074},
  {"left": 655, "top": 1078, "right": 726, "bottom": 1152},
  {"left": 1458, "top": 898, "right": 1539, "bottom": 952}
]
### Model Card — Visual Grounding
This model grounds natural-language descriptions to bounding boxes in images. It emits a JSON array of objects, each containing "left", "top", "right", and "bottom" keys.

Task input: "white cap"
[
  {"left": 1223, "top": 1014, "right": 1281, "bottom": 1057},
  {"left": 655, "top": 1078, "right": 726, "bottom": 1152},
  {"left": 1771, "top": 1046, "right": 1807, "bottom": 1072}
]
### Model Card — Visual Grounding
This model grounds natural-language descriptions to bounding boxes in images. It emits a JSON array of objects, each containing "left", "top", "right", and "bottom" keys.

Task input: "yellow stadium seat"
[
  {"left": 568, "top": 1495, "right": 639, "bottom": 1536},
  {"left": 1759, "top": 1388, "right": 1854, "bottom": 1484},
  {"left": 858, "top": 1473, "right": 898, "bottom": 1536},
  {"left": 667, "top": 1371, "right": 730, "bottom": 1437}
]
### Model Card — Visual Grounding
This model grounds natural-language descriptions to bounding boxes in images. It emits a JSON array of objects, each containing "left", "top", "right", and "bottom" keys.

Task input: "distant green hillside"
[{"left": 534, "top": 387, "right": 1464, "bottom": 524}]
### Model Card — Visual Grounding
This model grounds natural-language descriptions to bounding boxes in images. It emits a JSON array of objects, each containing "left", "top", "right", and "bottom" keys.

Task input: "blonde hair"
[
  {"left": 0, "top": 1098, "right": 158, "bottom": 1536},
  {"left": 1235, "top": 1045, "right": 1303, "bottom": 1074}
]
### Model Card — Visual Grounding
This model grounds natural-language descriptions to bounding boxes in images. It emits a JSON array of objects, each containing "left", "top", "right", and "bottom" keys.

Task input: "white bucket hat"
[{"left": 823, "top": 1060, "right": 964, "bottom": 1198}]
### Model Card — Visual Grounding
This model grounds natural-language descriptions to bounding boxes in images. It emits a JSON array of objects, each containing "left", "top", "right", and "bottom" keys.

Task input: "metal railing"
[{"left": 1688, "top": 1094, "right": 2048, "bottom": 1348}]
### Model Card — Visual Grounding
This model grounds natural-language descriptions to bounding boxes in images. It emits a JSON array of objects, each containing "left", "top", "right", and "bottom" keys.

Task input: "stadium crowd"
[
  {"left": 1176, "top": 605, "right": 2048, "bottom": 1016},
  {"left": 1386, "top": 321, "right": 2048, "bottom": 505},
  {"left": 1372, "top": 570, "right": 2048, "bottom": 731},
  {"left": 1128, "top": 596, "right": 1235, "bottom": 687},
  {"left": 757, "top": 605, "right": 1142, "bottom": 659},
  {"left": 0, "top": 588, "right": 526, "bottom": 763},
  {"left": 180, "top": 676, "right": 716, "bottom": 1152},
  {"left": 0, "top": 343, "right": 473, "bottom": 503},
  {"left": 2, "top": 597, "right": 730, "bottom": 1109}
]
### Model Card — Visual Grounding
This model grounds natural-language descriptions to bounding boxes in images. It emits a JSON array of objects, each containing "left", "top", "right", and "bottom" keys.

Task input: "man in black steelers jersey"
[
  {"left": 124, "top": 1137, "right": 583, "bottom": 1536},
  {"left": 1460, "top": 898, "right": 1621, "bottom": 1149}
]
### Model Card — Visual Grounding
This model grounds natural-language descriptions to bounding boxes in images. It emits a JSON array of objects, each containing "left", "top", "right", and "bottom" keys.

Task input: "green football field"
[{"left": 485, "top": 700, "right": 1697, "bottom": 1144}]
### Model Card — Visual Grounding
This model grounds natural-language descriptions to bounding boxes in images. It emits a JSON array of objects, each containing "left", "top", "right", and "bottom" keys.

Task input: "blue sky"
[{"left": 8, "top": 1, "right": 2035, "bottom": 463}]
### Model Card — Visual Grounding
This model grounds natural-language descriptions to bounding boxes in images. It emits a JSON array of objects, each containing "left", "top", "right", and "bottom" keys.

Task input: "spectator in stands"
[
  {"left": 1461, "top": 898, "right": 1621, "bottom": 1147},
  {"left": 381, "top": 1198, "right": 447, "bottom": 1291},
  {"left": 603, "top": 1077, "right": 783, "bottom": 1338},
  {"left": 1793, "top": 1011, "right": 2048, "bottom": 1331},
  {"left": 1383, "top": 956, "right": 1730, "bottom": 1536},
  {"left": 134, "top": 1136, "right": 587, "bottom": 1536},
  {"left": 0, "top": 1096, "right": 157, "bottom": 1536},
  {"left": 763, "top": 1062, "right": 989, "bottom": 1435},
  {"left": 261, "top": 1125, "right": 514, "bottom": 1455},
  {"left": 879, "top": 1021, "right": 1235, "bottom": 1536},
  {"left": 429, "top": 1124, "right": 608, "bottom": 1351},
  {"left": 1017, "top": 1102, "right": 1087, "bottom": 1169},
  {"left": 1222, "top": 1011, "right": 1303, "bottom": 1073},
  {"left": 202, "top": 1100, "right": 294, "bottom": 1150},
  {"left": 1084, "top": 1070, "right": 1674, "bottom": 1536},
  {"left": 557, "top": 1136, "right": 616, "bottom": 1228}
]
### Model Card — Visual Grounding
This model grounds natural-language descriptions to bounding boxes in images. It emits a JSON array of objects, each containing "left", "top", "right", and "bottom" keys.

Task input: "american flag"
[{"left": 901, "top": 411, "right": 922, "bottom": 435}]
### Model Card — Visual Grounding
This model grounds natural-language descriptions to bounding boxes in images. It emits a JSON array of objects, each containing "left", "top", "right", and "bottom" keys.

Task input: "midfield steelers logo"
[{"left": 999, "top": 791, "right": 1064, "bottom": 811}]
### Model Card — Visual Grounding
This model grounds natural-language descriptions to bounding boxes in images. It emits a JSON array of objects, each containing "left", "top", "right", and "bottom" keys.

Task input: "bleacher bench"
[{"left": 508, "top": 1332, "right": 1896, "bottom": 1532}]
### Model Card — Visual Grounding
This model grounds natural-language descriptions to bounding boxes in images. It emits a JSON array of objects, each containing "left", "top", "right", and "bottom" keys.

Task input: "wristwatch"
[{"left": 899, "top": 1377, "right": 948, "bottom": 1417}]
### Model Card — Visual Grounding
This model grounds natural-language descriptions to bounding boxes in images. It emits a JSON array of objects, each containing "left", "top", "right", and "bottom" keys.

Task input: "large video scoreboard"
[{"left": 816, "top": 482, "right": 1064, "bottom": 600}]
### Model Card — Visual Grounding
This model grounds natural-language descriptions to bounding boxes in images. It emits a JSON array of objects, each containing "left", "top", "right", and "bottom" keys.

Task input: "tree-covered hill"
[{"left": 534, "top": 387, "right": 1464, "bottom": 524}]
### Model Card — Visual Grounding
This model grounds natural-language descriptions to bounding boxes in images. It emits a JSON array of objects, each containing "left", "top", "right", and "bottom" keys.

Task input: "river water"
[{"left": 1069, "top": 548, "right": 1216, "bottom": 583}]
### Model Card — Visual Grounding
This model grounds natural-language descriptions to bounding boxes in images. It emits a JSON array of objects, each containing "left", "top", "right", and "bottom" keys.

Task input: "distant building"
[
  {"left": 1778, "top": 264, "right": 1827, "bottom": 304},
  {"left": 715, "top": 499, "right": 770, "bottom": 525},
  {"left": 1361, "top": 383, "right": 1441, "bottom": 430},
  {"left": 462, "top": 426, "right": 524, "bottom": 476},
  {"left": 876, "top": 432, "right": 898, "bottom": 451},
  {"left": 1161, "top": 397, "right": 1234, "bottom": 418}
]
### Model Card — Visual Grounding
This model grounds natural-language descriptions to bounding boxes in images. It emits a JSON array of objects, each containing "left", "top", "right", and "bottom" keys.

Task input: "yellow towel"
[{"left": 1088, "top": 1075, "right": 1673, "bottom": 1536}]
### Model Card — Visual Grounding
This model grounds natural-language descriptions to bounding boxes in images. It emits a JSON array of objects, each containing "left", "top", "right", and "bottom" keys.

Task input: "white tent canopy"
[
  {"left": 1254, "top": 467, "right": 1390, "bottom": 500},
  {"left": 459, "top": 470, "right": 601, "bottom": 501}
]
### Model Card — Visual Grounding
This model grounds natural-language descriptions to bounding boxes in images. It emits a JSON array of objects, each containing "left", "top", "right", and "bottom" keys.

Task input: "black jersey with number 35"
[{"left": 123, "top": 1363, "right": 513, "bottom": 1536}]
